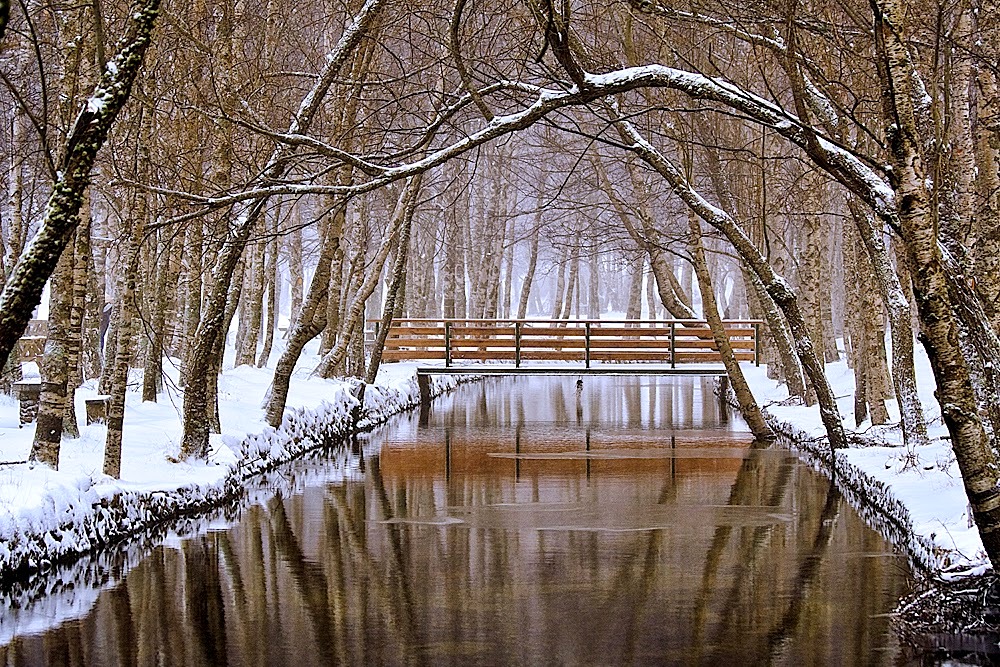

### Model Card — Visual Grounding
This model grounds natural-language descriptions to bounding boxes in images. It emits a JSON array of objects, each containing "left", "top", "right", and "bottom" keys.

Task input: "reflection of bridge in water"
[{"left": 0, "top": 377, "right": 909, "bottom": 665}]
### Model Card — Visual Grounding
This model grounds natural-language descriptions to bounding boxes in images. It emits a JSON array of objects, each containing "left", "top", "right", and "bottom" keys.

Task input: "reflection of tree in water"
[{"left": 0, "top": 379, "right": 907, "bottom": 665}]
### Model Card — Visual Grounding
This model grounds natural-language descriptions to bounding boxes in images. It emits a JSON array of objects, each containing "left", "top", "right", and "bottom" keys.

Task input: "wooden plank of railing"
[{"left": 376, "top": 319, "right": 762, "bottom": 366}]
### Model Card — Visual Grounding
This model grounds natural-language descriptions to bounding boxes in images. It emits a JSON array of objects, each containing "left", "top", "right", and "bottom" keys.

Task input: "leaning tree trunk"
[
  {"left": 0, "top": 0, "right": 160, "bottom": 371},
  {"left": 364, "top": 205, "right": 413, "bottom": 385},
  {"left": 313, "top": 175, "right": 423, "bottom": 379},
  {"left": 615, "top": 118, "right": 848, "bottom": 450},
  {"left": 744, "top": 267, "right": 808, "bottom": 400},
  {"left": 181, "top": 208, "right": 258, "bottom": 459},
  {"left": 688, "top": 213, "right": 773, "bottom": 440},
  {"left": 263, "top": 208, "right": 345, "bottom": 427},
  {"left": 207, "top": 258, "right": 245, "bottom": 433},
  {"left": 872, "top": 0, "right": 1000, "bottom": 566},
  {"left": 517, "top": 232, "right": 539, "bottom": 320}
]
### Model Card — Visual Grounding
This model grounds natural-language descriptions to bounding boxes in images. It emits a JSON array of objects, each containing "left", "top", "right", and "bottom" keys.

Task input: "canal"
[{"left": 1, "top": 376, "right": 913, "bottom": 665}]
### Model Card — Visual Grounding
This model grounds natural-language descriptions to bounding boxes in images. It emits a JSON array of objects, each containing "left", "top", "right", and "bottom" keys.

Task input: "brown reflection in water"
[{"left": 0, "top": 377, "right": 909, "bottom": 666}]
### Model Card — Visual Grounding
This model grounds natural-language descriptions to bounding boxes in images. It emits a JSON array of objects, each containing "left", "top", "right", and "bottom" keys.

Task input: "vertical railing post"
[
  {"left": 445, "top": 321, "right": 452, "bottom": 367},
  {"left": 515, "top": 321, "right": 522, "bottom": 367},
  {"left": 585, "top": 322, "right": 591, "bottom": 368},
  {"left": 670, "top": 320, "right": 677, "bottom": 369},
  {"left": 754, "top": 321, "right": 761, "bottom": 367}
]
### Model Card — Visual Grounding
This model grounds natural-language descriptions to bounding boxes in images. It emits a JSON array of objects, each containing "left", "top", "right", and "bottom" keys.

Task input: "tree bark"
[
  {"left": 872, "top": 0, "right": 1000, "bottom": 565},
  {"left": 0, "top": 0, "right": 160, "bottom": 371},
  {"left": 688, "top": 212, "right": 773, "bottom": 439},
  {"left": 29, "top": 244, "right": 75, "bottom": 469},
  {"left": 263, "top": 208, "right": 345, "bottom": 426}
]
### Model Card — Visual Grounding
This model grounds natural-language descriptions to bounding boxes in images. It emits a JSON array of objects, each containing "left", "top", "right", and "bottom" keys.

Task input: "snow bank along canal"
[{"left": 1, "top": 376, "right": 914, "bottom": 663}]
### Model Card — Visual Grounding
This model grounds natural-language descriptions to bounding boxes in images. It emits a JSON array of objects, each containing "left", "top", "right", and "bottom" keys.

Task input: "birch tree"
[{"left": 0, "top": 0, "right": 161, "bottom": 373}]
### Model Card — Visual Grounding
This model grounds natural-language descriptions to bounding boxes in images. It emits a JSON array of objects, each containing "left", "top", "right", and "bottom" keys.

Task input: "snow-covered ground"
[
  {"left": 0, "top": 334, "right": 984, "bottom": 595},
  {"left": 741, "top": 348, "right": 984, "bottom": 577},
  {"left": 0, "top": 343, "right": 464, "bottom": 585}
]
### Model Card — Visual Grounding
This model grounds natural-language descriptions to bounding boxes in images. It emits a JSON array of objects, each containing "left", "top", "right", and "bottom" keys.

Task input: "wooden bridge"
[{"left": 374, "top": 318, "right": 761, "bottom": 391}]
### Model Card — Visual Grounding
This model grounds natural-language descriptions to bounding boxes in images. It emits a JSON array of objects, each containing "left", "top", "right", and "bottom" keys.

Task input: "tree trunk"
[
  {"left": 141, "top": 229, "right": 172, "bottom": 401},
  {"left": 264, "top": 208, "right": 345, "bottom": 426},
  {"left": 179, "top": 219, "right": 203, "bottom": 384},
  {"left": 0, "top": 0, "right": 160, "bottom": 371},
  {"left": 103, "top": 215, "right": 145, "bottom": 479},
  {"left": 550, "top": 249, "right": 567, "bottom": 319},
  {"left": 517, "top": 228, "right": 539, "bottom": 320},
  {"left": 288, "top": 220, "right": 304, "bottom": 335},
  {"left": 258, "top": 206, "right": 280, "bottom": 368},
  {"left": 872, "top": 0, "right": 1000, "bottom": 565},
  {"left": 29, "top": 244, "right": 75, "bottom": 469},
  {"left": 688, "top": 212, "right": 773, "bottom": 439},
  {"left": 559, "top": 249, "right": 579, "bottom": 320},
  {"left": 588, "top": 246, "right": 600, "bottom": 319},
  {"left": 625, "top": 257, "right": 643, "bottom": 320},
  {"left": 79, "top": 208, "right": 103, "bottom": 381}
]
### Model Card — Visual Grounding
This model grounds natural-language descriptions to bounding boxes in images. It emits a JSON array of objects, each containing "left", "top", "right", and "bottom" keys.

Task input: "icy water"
[{"left": 0, "top": 376, "right": 915, "bottom": 665}]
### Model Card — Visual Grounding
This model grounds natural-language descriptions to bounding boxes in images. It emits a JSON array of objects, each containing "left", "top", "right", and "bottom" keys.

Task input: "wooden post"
[
  {"left": 417, "top": 373, "right": 431, "bottom": 408},
  {"left": 515, "top": 321, "right": 521, "bottom": 367},
  {"left": 670, "top": 320, "right": 677, "bottom": 368},
  {"left": 445, "top": 321, "right": 452, "bottom": 367},
  {"left": 754, "top": 321, "right": 761, "bottom": 366},
  {"left": 585, "top": 322, "right": 591, "bottom": 368}
]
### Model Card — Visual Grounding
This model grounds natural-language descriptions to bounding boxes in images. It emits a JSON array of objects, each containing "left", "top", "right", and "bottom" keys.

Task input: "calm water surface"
[{"left": 1, "top": 376, "right": 914, "bottom": 665}]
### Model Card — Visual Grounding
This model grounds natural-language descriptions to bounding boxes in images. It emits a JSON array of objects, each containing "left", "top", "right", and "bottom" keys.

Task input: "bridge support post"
[
  {"left": 515, "top": 322, "right": 521, "bottom": 367},
  {"left": 417, "top": 373, "right": 432, "bottom": 408},
  {"left": 754, "top": 321, "right": 761, "bottom": 366},
  {"left": 670, "top": 321, "right": 677, "bottom": 368},
  {"left": 445, "top": 321, "right": 452, "bottom": 367}
]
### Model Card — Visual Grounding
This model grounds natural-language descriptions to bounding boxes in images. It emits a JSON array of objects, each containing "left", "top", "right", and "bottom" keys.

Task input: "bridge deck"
[{"left": 375, "top": 318, "right": 762, "bottom": 372}]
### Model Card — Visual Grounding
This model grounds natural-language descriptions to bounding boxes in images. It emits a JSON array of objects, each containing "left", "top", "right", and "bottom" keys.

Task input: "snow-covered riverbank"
[
  {"left": 0, "top": 338, "right": 985, "bottom": 593},
  {"left": 0, "top": 352, "right": 462, "bottom": 583},
  {"left": 740, "top": 351, "right": 985, "bottom": 577}
]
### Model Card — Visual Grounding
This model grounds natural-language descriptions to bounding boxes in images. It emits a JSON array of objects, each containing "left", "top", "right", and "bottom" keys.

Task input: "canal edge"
[{"left": 0, "top": 372, "right": 479, "bottom": 588}]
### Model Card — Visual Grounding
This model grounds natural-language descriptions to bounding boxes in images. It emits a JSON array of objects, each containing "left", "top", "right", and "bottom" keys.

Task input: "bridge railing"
[{"left": 370, "top": 319, "right": 762, "bottom": 368}]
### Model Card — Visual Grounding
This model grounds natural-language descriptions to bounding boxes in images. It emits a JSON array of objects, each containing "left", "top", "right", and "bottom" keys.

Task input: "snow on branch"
[{"left": 157, "top": 63, "right": 896, "bottom": 229}]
